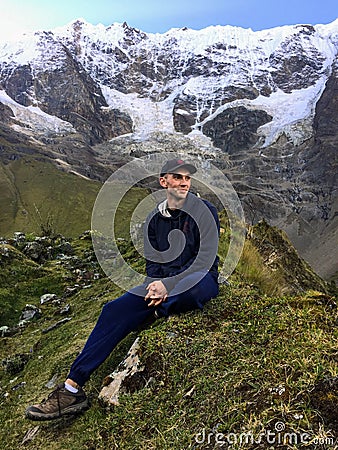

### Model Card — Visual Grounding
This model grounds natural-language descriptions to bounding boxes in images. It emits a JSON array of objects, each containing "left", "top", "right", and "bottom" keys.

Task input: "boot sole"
[{"left": 25, "top": 399, "right": 89, "bottom": 421}]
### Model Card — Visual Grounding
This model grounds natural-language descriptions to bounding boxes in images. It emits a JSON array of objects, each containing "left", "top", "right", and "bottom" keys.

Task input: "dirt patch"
[{"left": 310, "top": 376, "right": 338, "bottom": 431}]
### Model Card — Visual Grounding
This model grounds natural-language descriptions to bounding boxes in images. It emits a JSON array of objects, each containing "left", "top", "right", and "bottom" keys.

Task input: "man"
[{"left": 26, "top": 158, "right": 220, "bottom": 421}]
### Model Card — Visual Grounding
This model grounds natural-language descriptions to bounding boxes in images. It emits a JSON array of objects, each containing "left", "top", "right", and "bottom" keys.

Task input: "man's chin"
[
  {"left": 168, "top": 189, "right": 189, "bottom": 200},
  {"left": 177, "top": 190, "right": 188, "bottom": 196}
]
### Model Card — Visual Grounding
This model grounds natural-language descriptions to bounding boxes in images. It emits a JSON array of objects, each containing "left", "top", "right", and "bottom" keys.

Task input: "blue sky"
[{"left": 0, "top": 0, "right": 337, "bottom": 41}]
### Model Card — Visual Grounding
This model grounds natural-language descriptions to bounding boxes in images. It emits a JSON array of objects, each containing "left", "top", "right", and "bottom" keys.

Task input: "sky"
[{"left": 0, "top": 0, "right": 337, "bottom": 42}]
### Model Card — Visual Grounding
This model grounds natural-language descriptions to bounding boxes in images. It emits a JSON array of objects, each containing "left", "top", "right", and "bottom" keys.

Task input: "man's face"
[{"left": 159, "top": 168, "right": 192, "bottom": 201}]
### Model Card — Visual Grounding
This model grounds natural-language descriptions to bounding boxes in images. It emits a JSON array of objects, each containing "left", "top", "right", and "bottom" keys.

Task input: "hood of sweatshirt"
[{"left": 157, "top": 192, "right": 199, "bottom": 218}]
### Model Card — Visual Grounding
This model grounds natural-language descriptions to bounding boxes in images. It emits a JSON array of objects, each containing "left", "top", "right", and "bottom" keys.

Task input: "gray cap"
[{"left": 160, "top": 158, "right": 197, "bottom": 176}]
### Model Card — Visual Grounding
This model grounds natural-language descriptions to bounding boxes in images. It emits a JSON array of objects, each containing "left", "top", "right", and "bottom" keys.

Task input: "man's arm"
[
  {"left": 143, "top": 214, "right": 168, "bottom": 306},
  {"left": 144, "top": 215, "right": 163, "bottom": 279}
]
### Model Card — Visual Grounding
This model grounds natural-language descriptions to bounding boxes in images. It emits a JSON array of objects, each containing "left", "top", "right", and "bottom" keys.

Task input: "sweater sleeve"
[{"left": 144, "top": 214, "right": 163, "bottom": 279}]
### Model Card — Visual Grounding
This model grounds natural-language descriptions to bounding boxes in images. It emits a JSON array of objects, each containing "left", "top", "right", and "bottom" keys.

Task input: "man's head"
[{"left": 159, "top": 159, "right": 196, "bottom": 205}]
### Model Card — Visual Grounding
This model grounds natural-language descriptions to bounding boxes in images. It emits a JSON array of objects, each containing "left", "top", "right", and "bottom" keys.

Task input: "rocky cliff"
[{"left": 0, "top": 19, "right": 337, "bottom": 280}]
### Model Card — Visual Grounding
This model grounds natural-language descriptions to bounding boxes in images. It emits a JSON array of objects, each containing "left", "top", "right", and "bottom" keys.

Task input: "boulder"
[{"left": 99, "top": 338, "right": 145, "bottom": 406}]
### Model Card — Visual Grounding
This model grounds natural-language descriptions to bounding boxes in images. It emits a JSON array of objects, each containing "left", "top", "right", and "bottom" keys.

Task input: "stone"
[
  {"left": 42, "top": 317, "right": 72, "bottom": 334},
  {"left": 0, "top": 326, "right": 10, "bottom": 337},
  {"left": 45, "top": 374, "right": 59, "bottom": 389},
  {"left": 0, "top": 325, "right": 20, "bottom": 337},
  {"left": 22, "top": 241, "right": 50, "bottom": 263},
  {"left": 58, "top": 304, "right": 71, "bottom": 315},
  {"left": 21, "top": 426, "right": 40, "bottom": 445},
  {"left": 99, "top": 337, "right": 145, "bottom": 406},
  {"left": 19, "top": 304, "right": 42, "bottom": 322},
  {"left": 40, "top": 293, "right": 57, "bottom": 304}
]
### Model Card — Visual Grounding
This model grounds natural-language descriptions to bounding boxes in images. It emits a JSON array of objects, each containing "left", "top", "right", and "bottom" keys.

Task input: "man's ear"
[{"left": 159, "top": 176, "right": 168, "bottom": 188}]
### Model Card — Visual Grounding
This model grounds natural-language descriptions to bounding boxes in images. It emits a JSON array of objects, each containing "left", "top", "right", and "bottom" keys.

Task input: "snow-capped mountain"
[
  {"left": 1, "top": 19, "right": 337, "bottom": 146},
  {"left": 0, "top": 19, "right": 337, "bottom": 279}
]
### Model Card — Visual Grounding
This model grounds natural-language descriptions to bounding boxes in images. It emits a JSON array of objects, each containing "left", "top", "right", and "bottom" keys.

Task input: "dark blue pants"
[{"left": 67, "top": 272, "right": 218, "bottom": 386}]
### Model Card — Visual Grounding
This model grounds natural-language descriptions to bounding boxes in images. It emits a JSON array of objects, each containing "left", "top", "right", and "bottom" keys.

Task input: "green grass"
[
  {"left": 0, "top": 223, "right": 336, "bottom": 449},
  {"left": 0, "top": 157, "right": 102, "bottom": 238},
  {"left": 0, "top": 281, "right": 337, "bottom": 449},
  {"left": 0, "top": 154, "right": 148, "bottom": 239},
  {"left": 0, "top": 244, "right": 64, "bottom": 326}
]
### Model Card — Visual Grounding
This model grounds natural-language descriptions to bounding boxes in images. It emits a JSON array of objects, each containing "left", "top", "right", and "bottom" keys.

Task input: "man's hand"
[{"left": 145, "top": 280, "right": 168, "bottom": 307}]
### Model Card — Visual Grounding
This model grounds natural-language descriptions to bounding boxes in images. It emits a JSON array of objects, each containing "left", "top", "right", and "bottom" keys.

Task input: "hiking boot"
[{"left": 25, "top": 383, "right": 88, "bottom": 421}]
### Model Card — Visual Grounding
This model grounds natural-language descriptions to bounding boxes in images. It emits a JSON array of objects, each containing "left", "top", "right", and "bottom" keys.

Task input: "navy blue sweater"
[{"left": 144, "top": 192, "right": 220, "bottom": 292}]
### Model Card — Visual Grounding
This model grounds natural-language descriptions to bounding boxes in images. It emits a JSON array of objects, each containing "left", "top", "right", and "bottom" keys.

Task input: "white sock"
[{"left": 64, "top": 382, "right": 78, "bottom": 393}]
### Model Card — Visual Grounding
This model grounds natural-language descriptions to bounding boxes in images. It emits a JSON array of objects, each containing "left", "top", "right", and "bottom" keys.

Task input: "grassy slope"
[
  {"left": 0, "top": 243, "right": 66, "bottom": 327},
  {"left": 0, "top": 157, "right": 102, "bottom": 238},
  {"left": 0, "top": 223, "right": 337, "bottom": 449}
]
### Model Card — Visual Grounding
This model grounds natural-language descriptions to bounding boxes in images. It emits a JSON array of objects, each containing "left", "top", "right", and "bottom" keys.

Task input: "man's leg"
[
  {"left": 26, "top": 286, "right": 154, "bottom": 420},
  {"left": 67, "top": 288, "right": 153, "bottom": 387}
]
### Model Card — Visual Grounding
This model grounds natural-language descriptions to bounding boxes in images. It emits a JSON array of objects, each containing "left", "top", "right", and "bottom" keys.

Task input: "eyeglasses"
[{"left": 169, "top": 173, "right": 191, "bottom": 181}]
